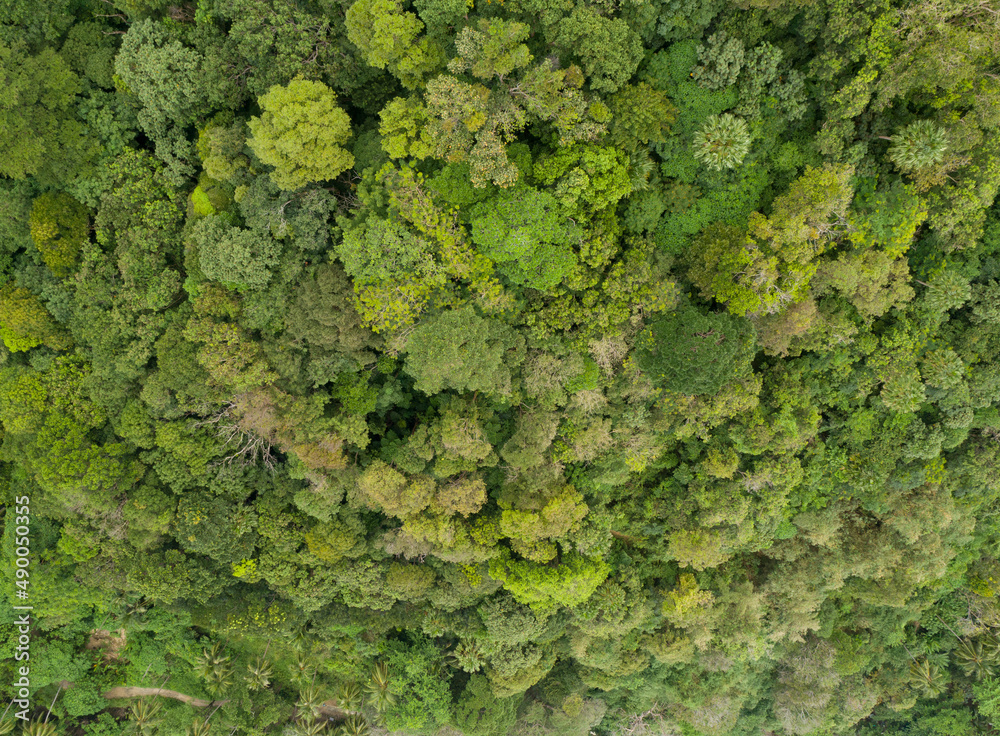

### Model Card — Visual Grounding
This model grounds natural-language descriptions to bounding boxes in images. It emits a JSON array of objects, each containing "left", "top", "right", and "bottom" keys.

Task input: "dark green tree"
[{"left": 635, "top": 306, "right": 756, "bottom": 395}]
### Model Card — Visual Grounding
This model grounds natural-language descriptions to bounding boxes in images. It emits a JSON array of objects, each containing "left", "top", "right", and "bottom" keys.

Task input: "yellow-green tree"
[
  {"left": 0, "top": 283, "right": 70, "bottom": 352},
  {"left": 29, "top": 192, "right": 88, "bottom": 276},
  {"left": 248, "top": 79, "right": 355, "bottom": 190}
]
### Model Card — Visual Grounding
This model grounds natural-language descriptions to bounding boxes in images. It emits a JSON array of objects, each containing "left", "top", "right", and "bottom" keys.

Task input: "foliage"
[
  {"left": 29, "top": 192, "right": 88, "bottom": 276},
  {"left": 8, "top": 2, "right": 1000, "bottom": 736},
  {"left": 692, "top": 114, "right": 751, "bottom": 170},
  {"left": 402, "top": 306, "right": 525, "bottom": 397},
  {"left": 889, "top": 120, "right": 950, "bottom": 174},
  {"left": 248, "top": 79, "right": 355, "bottom": 190},
  {"left": 636, "top": 306, "right": 757, "bottom": 395}
]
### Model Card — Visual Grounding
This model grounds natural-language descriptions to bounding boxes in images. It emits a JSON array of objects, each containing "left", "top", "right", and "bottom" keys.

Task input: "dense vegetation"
[{"left": 2, "top": 0, "right": 1000, "bottom": 734}]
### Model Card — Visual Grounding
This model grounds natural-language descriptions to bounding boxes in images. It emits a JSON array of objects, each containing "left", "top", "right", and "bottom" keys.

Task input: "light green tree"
[
  {"left": 345, "top": 0, "right": 444, "bottom": 88},
  {"left": 248, "top": 79, "right": 355, "bottom": 190}
]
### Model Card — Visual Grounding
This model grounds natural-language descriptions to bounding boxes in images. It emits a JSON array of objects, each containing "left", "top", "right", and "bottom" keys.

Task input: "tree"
[
  {"left": 197, "top": 117, "right": 250, "bottom": 184},
  {"left": 403, "top": 306, "right": 526, "bottom": 397},
  {"left": 114, "top": 19, "right": 207, "bottom": 182},
  {"left": 448, "top": 19, "right": 532, "bottom": 80},
  {"left": 129, "top": 698, "right": 163, "bottom": 736},
  {"left": 554, "top": 7, "right": 643, "bottom": 93},
  {"left": 345, "top": 0, "right": 444, "bottom": 88},
  {"left": 114, "top": 19, "right": 204, "bottom": 135},
  {"left": 422, "top": 74, "right": 521, "bottom": 188},
  {"left": 469, "top": 186, "right": 579, "bottom": 292},
  {"left": 692, "top": 114, "right": 750, "bottom": 170},
  {"left": 489, "top": 549, "right": 611, "bottom": 614},
  {"left": 379, "top": 637, "right": 453, "bottom": 731},
  {"left": 28, "top": 192, "right": 88, "bottom": 276},
  {"left": 532, "top": 144, "right": 632, "bottom": 216},
  {"left": 284, "top": 263, "right": 382, "bottom": 371},
  {"left": 337, "top": 216, "right": 438, "bottom": 284},
  {"left": 690, "top": 165, "right": 854, "bottom": 317},
  {"left": 692, "top": 32, "right": 745, "bottom": 90},
  {"left": 687, "top": 224, "right": 788, "bottom": 316},
  {"left": 248, "top": 79, "right": 355, "bottom": 190},
  {"left": 0, "top": 40, "right": 88, "bottom": 183},
  {"left": 888, "top": 120, "right": 950, "bottom": 173},
  {"left": 379, "top": 96, "right": 436, "bottom": 160},
  {"left": 606, "top": 83, "right": 677, "bottom": 152},
  {"left": 453, "top": 675, "right": 520, "bottom": 736},
  {"left": 921, "top": 268, "right": 971, "bottom": 315},
  {"left": 190, "top": 216, "right": 281, "bottom": 291},
  {"left": 0, "top": 283, "right": 70, "bottom": 352},
  {"left": 635, "top": 306, "right": 756, "bottom": 395}
]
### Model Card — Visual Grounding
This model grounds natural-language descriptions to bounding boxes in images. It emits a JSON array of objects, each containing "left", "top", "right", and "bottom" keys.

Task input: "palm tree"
[
  {"left": 293, "top": 720, "right": 329, "bottom": 736},
  {"left": 449, "top": 639, "right": 485, "bottom": 673},
  {"left": 908, "top": 657, "right": 947, "bottom": 697},
  {"left": 195, "top": 643, "right": 231, "bottom": 680},
  {"left": 336, "top": 682, "right": 364, "bottom": 712},
  {"left": 195, "top": 643, "right": 233, "bottom": 697},
  {"left": 982, "top": 631, "right": 1000, "bottom": 662},
  {"left": 129, "top": 698, "right": 163, "bottom": 735},
  {"left": 290, "top": 652, "right": 318, "bottom": 687},
  {"left": 365, "top": 662, "right": 395, "bottom": 715},
  {"left": 888, "top": 120, "right": 949, "bottom": 173},
  {"left": 954, "top": 638, "right": 997, "bottom": 680},
  {"left": 286, "top": 624, "right": 310, "bottom": 652},
  {"left": 246, "top": 655, "right": 274, "bottom": 691},
  {"left": 21, "top": 721, "right": 58, "bottom": 736},
  {"left": 204, "top": 666, "right": 233, "bottom": 698},
  {"left": 692, "top": 114, "right": 751, "bottom": 171},
  {"left": 296, "top": 684, "right": 325, "bottom": 721},
  {"left": 0, "top": 717, "right": 15, "bottom": 736},
  {"left": 187, "top": 719, "right": 212, "bottom": 736},
  {"left": 339, "top": 716, "right": 370, "bottom": 736}
]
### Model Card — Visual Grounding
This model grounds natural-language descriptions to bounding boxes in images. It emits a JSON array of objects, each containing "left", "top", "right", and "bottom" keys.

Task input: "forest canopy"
[{"left": 2, "top": 1, "right": 1000, "bottom": 736}]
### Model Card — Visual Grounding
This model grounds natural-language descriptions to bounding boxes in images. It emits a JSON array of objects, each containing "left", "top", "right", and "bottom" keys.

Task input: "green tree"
[
  {"left": 345, "top": 0, "right": 444, "bottom": 88},
  {"left": 690, "top": 165, "right": 854, "bottom": 317},
  {"left": 888, "top": 120, "right": 950, "bottom": 174},
  {"left": 403, "top": 306, "right": 526, "bottom": 397},
  {"left": 921, "top": 268, "right": 971, "bottom": 315},
  {"left": 379, "top": 96, "right": 436, "bottom": 160},
  {"left": 692, "top": 113, "right": 751, "bottom": 170},
  {"left": 448, "top": 19, "right": 533, "bottom": 80},
  {"left": 636, "top": 306, "right": 756, "bottom": 395},
  {"left": 248, "top": 79, "right": 355, "bottom": 190},
  {"left": 0, "top": 40, "right": 88, "bottom": 182},
  {"left": 606, "top": 82, "right": 677, "bottom": 152},
  {"left": 532, "top": 144, "right": 632, "bottom": 216},
  {"left": 692, "top": 31, "right": 745, "bottom": 90},
  {"left": 190, "top": 216, "right": 281, "bottom": 291},
  {"left": 28, "top": 192, "right": 88, "bottom": 276},
  {"left": 554, "top": 7, "right": 643, "bottom": 93},
  {"left": 114, "top": 19, "right": 204, "bottom": 135},
  {"left": 453, "top": 674, "right": 521, "bottom": 736},
  {"left": 469, "top": 186, "right": 579, "bottom": 292},
  {"left": 489, "top": 549, "right": 611, "bottom": 614},
  {"left": 0, "top": 283, "right": 70, "bottom": 352}
]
